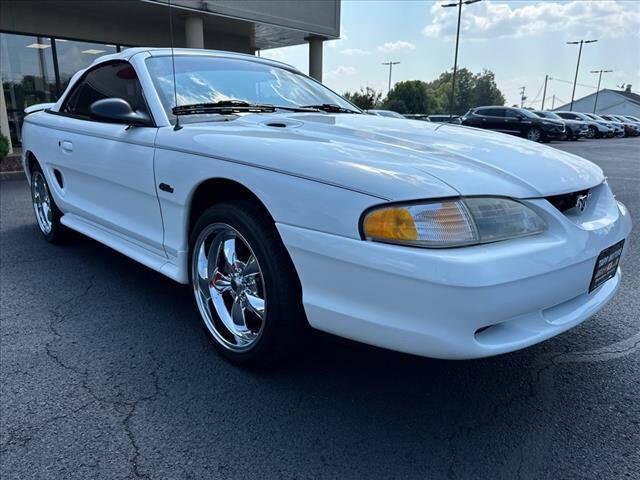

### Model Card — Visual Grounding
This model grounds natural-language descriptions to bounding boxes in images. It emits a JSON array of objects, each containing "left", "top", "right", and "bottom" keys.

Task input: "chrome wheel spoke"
[
  {"left": 195, "top": 243, "right": 212, "bottom": 303},
  {"left": 210, "top": 268, "right": 231, "bottom": 293},
  {"left": 244, "top": 292, "right": 265, "bottom": 321},
  {"left": 231, "top": 297, "right": 248, "bottom": 329},
  {"left": 221, "top": 237, "right": 240, "bottom": 273},
  {"left": 242, "top": 255, "right": 259, "bottom": 277}
]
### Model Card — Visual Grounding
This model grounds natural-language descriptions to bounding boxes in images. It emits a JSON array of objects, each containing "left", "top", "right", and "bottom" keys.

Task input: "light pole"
[
  {"left": 382, "top": 61, "right": 400, "bottom": 95},
  {"left": 590, "top": 69, "right": 613, "bottom": 113},
  {"left": 567, "top": 39, "right": 597, "bottom": 111},
  {"left": 442, "top": 0, "right": 482, "bottom": 120},
  {"left": 541, "top": 74, "right": 549, "bottom": 110},
  {"left": 519, "top": 86, "right": 527, "bottom": 108}
]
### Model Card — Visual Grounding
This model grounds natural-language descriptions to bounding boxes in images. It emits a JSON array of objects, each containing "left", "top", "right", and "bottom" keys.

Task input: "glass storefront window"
[
  {"left": 1, "top": 33, "right": 56, "bottom": 146},
  {"left": 1, "top": 33, "right": 121, "bottom": 147},
  {"left": 56, "top": 39, "right": 117, "bottom": 91}
]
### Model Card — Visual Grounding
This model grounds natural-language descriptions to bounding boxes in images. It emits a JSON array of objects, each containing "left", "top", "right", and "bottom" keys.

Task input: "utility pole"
[
  {"left": 590, "top": 69, "right": 613, "bottom": 113},
  {"left": 567, "top": 39, "right": 598, "bottom": 111},
  {"left": 552, "top": 94, "right": 556, "bottom": 109},
  {"left": 442, "top": 0, "right": 482, "bottom": 120},
  {"left": 381, "top": 61, "right": 400, "bottom": 94},
  {"left": 541, "top": 74, "right": 549, "bottom": 110},
  {"left": 519, "top": 86, "right": 527, "bottom": 108}
]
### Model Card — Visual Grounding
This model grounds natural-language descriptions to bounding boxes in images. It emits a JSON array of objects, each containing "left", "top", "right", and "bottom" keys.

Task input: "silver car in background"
[{"left": 555, "top": 111, "right": 614, "bottom": 139}]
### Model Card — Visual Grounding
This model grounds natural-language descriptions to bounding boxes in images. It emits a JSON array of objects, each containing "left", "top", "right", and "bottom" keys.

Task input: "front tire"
[
  {"left": 586, "top": 126, "right": 598, "bottom": 139},
  {"left": 189, "top": 200, "right": 306, "bottom": 367},
  {"left": 526, "top": 127, "right": 542, "bottom": 142},
  {"left": 30, "top": 165, "right": 66, "bottom": 243}
]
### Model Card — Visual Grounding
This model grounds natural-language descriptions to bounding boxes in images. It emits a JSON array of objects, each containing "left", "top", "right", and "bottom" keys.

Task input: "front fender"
[{"left": 153, "top": 145, "right": 383, "bottom": 273}]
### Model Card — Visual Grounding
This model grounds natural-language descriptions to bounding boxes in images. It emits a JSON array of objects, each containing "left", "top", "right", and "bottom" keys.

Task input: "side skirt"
[{"left": 61, "top": 213, "right": 188, "bottom": 284}]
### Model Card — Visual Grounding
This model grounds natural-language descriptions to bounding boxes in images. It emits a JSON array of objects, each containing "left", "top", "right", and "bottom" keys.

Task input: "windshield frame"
[
  {"left": 535, "top": 111, "right": 562, "bottom": 120},
  {"left": 144, "top": 54, "right": 361, "bottom": 124}
]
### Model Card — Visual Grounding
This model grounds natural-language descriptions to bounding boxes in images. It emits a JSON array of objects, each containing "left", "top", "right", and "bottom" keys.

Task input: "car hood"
[
  {"left": 160, "top": 113, "right": 604, "bottom": 201},
  {"left": 561, "top": 119, "right": 587, "bottom": 127}
]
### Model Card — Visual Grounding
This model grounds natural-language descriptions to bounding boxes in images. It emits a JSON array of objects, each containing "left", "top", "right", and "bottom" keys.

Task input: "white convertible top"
[{"left": 91, "top": 47, "right": 296, "bottom": 69}]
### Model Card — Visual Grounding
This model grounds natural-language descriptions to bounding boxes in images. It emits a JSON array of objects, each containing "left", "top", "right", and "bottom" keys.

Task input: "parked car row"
[
  {"left": 460, "top": 106, "right": 566, "bottom": 142},
  {"left": 459, "top": 106, "right": 640, "bottom": 143},
  {"left": 366, "top": 106, "right": 640, "bottom": 143}
]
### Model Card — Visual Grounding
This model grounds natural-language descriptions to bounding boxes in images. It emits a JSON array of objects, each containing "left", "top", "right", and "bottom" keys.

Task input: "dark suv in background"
[
  {"left": 533, "top": 110, "right": 588, "bottom": 140},
  {"left": 461, "top": 106, "right": 565, "bottom": 142}
]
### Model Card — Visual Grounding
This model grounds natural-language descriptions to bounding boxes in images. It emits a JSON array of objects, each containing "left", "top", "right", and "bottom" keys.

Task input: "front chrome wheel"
[
  {"left": 192, "top": 223, "right": 267, "bottom": 352},
  {"left": 32, "top": 171, "right": 53, "bottom": 235}
]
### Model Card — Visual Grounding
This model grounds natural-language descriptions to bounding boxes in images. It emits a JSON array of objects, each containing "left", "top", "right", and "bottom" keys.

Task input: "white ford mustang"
[{"left": 22, "top": 48, "right": 631, "bottom": 365}]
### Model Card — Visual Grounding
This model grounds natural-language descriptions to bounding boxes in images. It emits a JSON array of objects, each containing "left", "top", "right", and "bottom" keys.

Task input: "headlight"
[{"left": 361, "top": 197, "right": 546, "bottom": 248}]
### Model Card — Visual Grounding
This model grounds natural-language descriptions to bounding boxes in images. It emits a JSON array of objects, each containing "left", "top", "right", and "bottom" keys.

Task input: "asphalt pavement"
[{"left": 1, "top": 137, "right": 638, "bottom": 479}]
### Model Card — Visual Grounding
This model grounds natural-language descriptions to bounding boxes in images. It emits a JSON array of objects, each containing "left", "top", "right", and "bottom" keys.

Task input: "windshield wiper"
[
  {"left": 172, "top": 100, "right": 320, "bottom": 116},
  {"left": 173, "top": 100, "right": 275, "bottom": 116},
  {"left": 300, "top": 103, "right": 360, "bottom": 114}
]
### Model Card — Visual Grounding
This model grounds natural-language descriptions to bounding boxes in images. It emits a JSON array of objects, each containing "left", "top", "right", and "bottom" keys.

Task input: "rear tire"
[
  {"left": 189, "top": 200, "right": 307, "bottom": 367},
  {"left": 30, "top": 164, "right": 67, "bottom": 243}
]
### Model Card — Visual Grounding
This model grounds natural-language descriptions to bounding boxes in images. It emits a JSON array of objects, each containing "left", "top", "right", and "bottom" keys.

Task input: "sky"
[{"left": 261, "top": 0, "right": 640, "bottom": 109}]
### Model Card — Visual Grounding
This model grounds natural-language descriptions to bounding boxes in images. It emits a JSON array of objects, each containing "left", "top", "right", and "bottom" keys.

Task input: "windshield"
[
  {"left": 146, "top": 55, "right": 357, "bottom": 121},
  {"left": 539, "top": 111, "right": 562, "bottom": 120},
  {"left": 373, "top": 110, "right": 405, "bottom": 118}
]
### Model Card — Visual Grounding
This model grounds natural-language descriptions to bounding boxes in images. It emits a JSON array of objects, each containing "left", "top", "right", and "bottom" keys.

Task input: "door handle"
[{"left": 60, "top": 140, "right": 73, "bottom": 152}]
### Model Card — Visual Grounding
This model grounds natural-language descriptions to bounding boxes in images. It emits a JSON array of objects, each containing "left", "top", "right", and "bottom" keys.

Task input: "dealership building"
[
  {"left": 554, "top": 86, "right": 640, "bottom": 117},
  {"left": 0, "top": 0, "right": 340, "bottom": 153}
]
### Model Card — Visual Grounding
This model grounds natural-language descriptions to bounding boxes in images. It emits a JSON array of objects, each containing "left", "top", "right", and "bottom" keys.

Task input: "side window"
[
  {"left": 476, "top": 108, "right": 503, "bottom": 117},
  {"left": 504, "top": 109, "right": 521, "bottom": 118},
  {"left": 63, "top": 62, "right": 149, "bottom": 120}
]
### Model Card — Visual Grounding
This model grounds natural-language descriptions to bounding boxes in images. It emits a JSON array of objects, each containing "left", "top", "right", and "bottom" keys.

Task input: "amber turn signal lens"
[{"left": 363, "top": 207, "right": 418, "bottom": 242}]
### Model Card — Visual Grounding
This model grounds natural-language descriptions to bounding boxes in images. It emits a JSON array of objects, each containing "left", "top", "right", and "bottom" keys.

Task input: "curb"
[{"left": 0, "top": 171, "right": 25, "bottom": 181}]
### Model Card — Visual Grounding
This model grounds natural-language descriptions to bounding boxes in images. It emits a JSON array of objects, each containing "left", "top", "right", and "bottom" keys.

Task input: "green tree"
[
  {"left": 342, "top": 86, "right": 382, "bottom": 110},
  {"left": 383, "top": 98, "right": 408, "bottom": 114},
  {"left": 471, "top": 69, "right": 505, "bottom": 110},
  {"left": 382, "top": 80, "right": 441, "bottom": 114},
  {"left": 346, "top": 68, "right": 505, "bottom": 116},
  {"left": 426, "top": 68, "right": 505, "bottom": 115}
]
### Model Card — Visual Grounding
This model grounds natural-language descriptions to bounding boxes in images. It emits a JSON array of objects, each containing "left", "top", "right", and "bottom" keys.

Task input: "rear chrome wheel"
[
  {"left": 30, "top": 166, "right": 66, "bottom": 243},
  {"left": 32, "top": 171, "right": 53, "bottom": 235},
  {"left": 192, "top": 223, "right": 267, "bottom": 352}
]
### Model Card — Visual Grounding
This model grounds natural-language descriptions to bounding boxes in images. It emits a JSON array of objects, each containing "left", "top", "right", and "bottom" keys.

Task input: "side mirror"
[{"left": 89, "top": 98, "right": 151, "bottom": 126}]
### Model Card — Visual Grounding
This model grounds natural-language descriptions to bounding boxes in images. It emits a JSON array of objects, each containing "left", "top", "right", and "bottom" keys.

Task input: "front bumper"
[
  {"left": 541, "top": 124, "right": 565, "bottom": 139},
  {"left": 278, "top": 185, "right": 632, "bottom": 359}
]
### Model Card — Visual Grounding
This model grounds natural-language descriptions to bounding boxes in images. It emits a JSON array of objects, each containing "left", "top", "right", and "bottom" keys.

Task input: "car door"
[
  {"left": 481, "top": 108, "right": 506, "bottom": 131},
  {"left": 53, "top": 61, "right": 165, "bottom": 256},
  {"left": 502, "top": 108, "right": 524, "bottom": 134},
  {"left": 471, "top": 108, "right": 499, "bottom": 130}
]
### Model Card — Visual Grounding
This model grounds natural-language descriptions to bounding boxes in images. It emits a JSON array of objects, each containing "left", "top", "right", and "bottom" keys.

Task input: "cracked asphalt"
[{"left": 1, "top": 137, "right": 638, "bottom": 480}]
